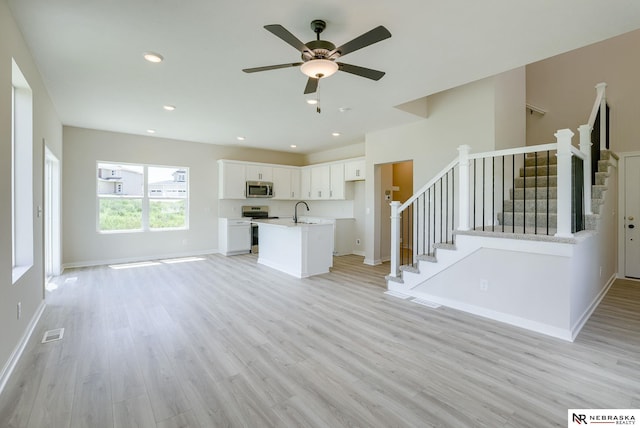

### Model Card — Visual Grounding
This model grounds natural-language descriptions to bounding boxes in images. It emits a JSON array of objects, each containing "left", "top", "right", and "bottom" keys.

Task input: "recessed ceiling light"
[
  {"left": 332, "top": 132, "right": 341, "bottom": 137},
  {"left": 147, "top": 129, "right": 156, "bottom": 134},
  {"left": 306, "top": 99, "right": 318, "bottom": 105},
  {"left": 143, "top": 52, "right": 164, "bottom": 63},
  {"left": 237, "top": 136, "right": 245, "bottom": 141},
  {"left": 163, "top": 105, "right": 176, "bottom": 111},
  {"left": 338, "top": 107, "right": 351, "bottom": 113},
  {"left": 290, "top": 145, "right": 297, "bottom": 148}
]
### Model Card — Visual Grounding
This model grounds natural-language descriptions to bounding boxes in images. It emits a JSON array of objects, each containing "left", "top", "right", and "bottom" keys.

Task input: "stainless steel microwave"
[{"left": 246, "top": 181, "right": 273, "bottom": 198}]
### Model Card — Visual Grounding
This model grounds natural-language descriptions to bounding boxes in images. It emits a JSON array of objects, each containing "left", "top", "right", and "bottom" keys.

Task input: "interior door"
[{"left": 624, "top": 155, "right": 640, "bottom": 278}]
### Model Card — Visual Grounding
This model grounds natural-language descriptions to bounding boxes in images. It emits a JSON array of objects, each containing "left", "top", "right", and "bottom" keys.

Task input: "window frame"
[
  {"left": 96, "top": 161, "right": 189, "bottom": 234},
  {"left": 11, "top": 59, "right": 34, "bottom": 284}
]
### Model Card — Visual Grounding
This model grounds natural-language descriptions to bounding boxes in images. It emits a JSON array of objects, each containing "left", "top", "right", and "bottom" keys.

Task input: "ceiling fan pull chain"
[{"left": 316, "top": 80, "right": 321, "bottom": 113}]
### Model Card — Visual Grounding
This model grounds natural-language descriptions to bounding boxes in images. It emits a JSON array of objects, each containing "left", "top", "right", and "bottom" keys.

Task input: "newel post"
[
  {"left": 578, "top": 124, "right": 593, "bottom": 215},
  {"left": 390, "top": 201, "right": 401, "bottom": 278},
  {"left": 597, "top": 82, "right": 607, "bottom": 149},
  {"left": 555, "top": 129, "right": 575, "bottom": 238},
  {"left": 457, "top": 145, "right": 471, "bottom": 231}
]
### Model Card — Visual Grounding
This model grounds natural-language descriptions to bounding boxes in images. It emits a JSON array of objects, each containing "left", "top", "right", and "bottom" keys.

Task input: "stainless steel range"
[{"left": 241, "top": 206, "right": 278, "bottom": 253}]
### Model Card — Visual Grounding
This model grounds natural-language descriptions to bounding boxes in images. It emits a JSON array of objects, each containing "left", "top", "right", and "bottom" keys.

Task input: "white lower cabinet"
[{"left": 219, "top": 218, "right": 251, "bottom": 255}]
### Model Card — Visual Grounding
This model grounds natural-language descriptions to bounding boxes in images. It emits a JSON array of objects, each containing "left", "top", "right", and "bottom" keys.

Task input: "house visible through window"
[{"left": 97, "top": 162, "right": 188, "bottom": 232}]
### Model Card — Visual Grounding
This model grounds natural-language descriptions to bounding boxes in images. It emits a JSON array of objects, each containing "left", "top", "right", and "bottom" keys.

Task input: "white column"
[
  {"left": 389, "top": 201, "right": 401, "bottom": 278},
  {"left": 555, "top": 129, "right": 575, "bottom": 238},
  {"left": 457, "top": 145, "right": 471, "bottom": 231},
  {"left": 578, "top": 124, "right": 593, "bottom": 215}
]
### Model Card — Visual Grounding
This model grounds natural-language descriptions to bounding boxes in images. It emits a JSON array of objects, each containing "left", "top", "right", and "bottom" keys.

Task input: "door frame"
[
  {"left": 44, "top": 146, "right": 62, "bottom": 278},
  {"left": 617, "top": 151, "right": 640, "bottom": 279}
]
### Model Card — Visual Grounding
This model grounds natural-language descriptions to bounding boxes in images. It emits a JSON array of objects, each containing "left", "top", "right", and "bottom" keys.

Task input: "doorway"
[
  {"left": 378, "top": 160, "right": 413, "bottom": 262},
  {"left": 44, "top": 147, "right": 61, "bottom": 278}
]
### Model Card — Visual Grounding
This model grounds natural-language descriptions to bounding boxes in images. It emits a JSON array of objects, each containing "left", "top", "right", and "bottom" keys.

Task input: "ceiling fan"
[{"left": 243, "top": 19, "right": 391, "bottom": 95}]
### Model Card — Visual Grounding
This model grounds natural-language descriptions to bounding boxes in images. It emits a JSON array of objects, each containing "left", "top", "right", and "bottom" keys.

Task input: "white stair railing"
[
  {"left": 578, "top": 82, "right": 607, "bottom": 215},
  {"left": 390, "top": 131, "right": 591, "bottom": 278}
]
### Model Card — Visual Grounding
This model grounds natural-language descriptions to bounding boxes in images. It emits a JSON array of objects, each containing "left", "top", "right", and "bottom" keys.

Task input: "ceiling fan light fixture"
[{"left": 300, "top": 59, "right": 338, "bottom": 78}]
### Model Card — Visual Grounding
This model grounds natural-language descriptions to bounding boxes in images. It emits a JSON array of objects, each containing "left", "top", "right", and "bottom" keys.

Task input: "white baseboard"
[
  {"left": 62, "top": 249, "right": 219, "bottom": 269},
  {"left": 351, "top": 250, "right": 365, "bottom": 257},
  {"left": 0, "top": 301, "right": 46, "bottom": 396},
  {"left": 410, "top": 292, "right": 574, "bottom": 341},
  {"left": 570, "top": 272, "right": 617, "bottom": 341},
  {"left": 363, "top": 258, "right": 383, "bottom": 266}
]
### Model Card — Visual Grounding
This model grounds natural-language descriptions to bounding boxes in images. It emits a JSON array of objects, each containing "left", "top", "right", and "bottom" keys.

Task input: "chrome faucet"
[{"left": 293, "top": 201, "right": 309, "bottom": 223}]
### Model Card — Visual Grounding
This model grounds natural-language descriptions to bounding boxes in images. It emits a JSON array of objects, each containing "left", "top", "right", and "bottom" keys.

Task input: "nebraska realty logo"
[{"left": 568, "top": 409, "right": 639, "bottom": 426}]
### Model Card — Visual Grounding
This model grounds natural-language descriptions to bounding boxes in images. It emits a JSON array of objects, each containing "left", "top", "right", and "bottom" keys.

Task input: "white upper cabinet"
[
  {"left": 218, "top": 160, "right": 246, "bottom": 199},
  {"left": 218, "top": 157, "right": 361, "bottom": 200},
  {"left": 300, "top": 167, "right": 312, "bottom": 199},
  {"left": 273, "top": 167, "right": 298, "bottom": 200},
  {"left": 329, "top": 163, "right": 345, "bottom": 200},
  {"left": 311, "top": 165, "right": 331, "bottom": 199},
  {"left": 290, "top": 168, "right": 301, "bottom": 200},
  {"left": 344, "top": 159, "right": 366, "bottom": 181},
  {"left": 246, "top": 165, "right": 273, "bottom": 182}
]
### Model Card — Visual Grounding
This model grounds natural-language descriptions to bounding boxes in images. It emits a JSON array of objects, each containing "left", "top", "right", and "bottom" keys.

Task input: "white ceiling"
[{"left": 7, "top": 0, "right": 640, "bottom": 154}]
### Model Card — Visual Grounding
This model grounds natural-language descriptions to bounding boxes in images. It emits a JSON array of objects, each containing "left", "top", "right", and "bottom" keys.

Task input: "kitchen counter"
[{"left": 254, "top": 219, "right": 334, "bottom": 278}]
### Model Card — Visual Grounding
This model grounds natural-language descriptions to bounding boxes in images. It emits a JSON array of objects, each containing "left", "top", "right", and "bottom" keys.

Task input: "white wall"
[
  {"left": 62, "top": 126, "right": 305, "bottom": 267},
  {"left": 413, "top": 246, "right": 573, "bottom": 336},
  {"left": 364, "top": 72, "right": 525, "bottom": 265},
  {"left": 0, "top": 1, "right": 62, "bottom": 389},
  {"left": 569, "top": 160, "right": 618, "bottom": 333}
]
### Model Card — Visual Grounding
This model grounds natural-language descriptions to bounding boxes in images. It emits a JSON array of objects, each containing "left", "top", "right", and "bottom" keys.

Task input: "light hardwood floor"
[{"left": 1, "top": 254, "right": 639, "bottom": 427}]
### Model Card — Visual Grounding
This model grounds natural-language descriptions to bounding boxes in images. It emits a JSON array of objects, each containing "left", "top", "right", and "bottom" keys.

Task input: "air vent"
[
  {"left": 42, "top": 328, "right": 64, "bottom": 344},
  {"left": 411, "top": 298, "right": 441, "bottom": 308}
]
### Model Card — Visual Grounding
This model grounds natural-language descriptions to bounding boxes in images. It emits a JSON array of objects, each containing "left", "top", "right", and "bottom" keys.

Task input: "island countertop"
[{"left": 250, "top": 218, "right": 331, "bottom": 228}]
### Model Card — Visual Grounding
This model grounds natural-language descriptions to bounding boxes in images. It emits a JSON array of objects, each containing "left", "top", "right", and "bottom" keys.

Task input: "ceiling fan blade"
[
  {"left": 264, "top": 24, "right": 313, "bottom": 55},
  {"left": 242, "top": 63, "right": 303, "bottom": 73},
  {"left": 337, "top": 63, "right": 385, "bottom": 80},
  {"left": 331, "top": 26, "right": 391, "bottom": 58},
  {"left": 304, "top": 77, "right": 319, "bottom": 94}
]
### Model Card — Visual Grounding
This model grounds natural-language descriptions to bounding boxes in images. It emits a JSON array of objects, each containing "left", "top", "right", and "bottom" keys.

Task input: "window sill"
[{"left": 12, "top": 265, "right": 32, "bottom": 285}]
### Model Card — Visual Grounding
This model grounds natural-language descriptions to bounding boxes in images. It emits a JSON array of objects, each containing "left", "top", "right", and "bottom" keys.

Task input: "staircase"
[
  {"left": 385, "top": 83, "right": 616, "bottom": 341},
  {"left": 495, "top": 151, "right": 613, "bottom": 233}
]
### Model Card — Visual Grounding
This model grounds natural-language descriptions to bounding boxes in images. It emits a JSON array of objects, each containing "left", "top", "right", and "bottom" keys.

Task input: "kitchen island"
[{"left": 254, "top": 219, "right": 334, "bottom": 278}]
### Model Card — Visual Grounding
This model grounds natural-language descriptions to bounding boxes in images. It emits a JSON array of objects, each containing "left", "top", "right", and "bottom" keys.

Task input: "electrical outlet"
[
  {"left": 17, "top": 302, "right": 21, "bottom": 320},
  {"left": 480, "top": 280, "right": 489, "bottom": 292},
  {"left": 356, "top": 238, "right": 361, "bottom": 245}
]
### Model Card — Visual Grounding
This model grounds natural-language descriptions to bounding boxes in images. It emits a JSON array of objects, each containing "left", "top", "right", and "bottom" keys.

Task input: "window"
[
  {"left": 97, "top": 162, "right": 188, "bottom": 232},
  {"left": 12, "top": 59, "right": 34, "bottom": 283}
]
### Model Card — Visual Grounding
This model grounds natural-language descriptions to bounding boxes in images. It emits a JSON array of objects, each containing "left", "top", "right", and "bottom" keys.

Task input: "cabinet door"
[
  {"left": 227, "top": 223, "right": 251, "bottom": 253},
  {"left": 329, "top": 163, "right": 345, "bottom": 200},
  {"left": 290, "top": 169, "right": 301, "bottom": 200},
  {"left": 219, "top": 162, "right": 246, "bottom": 199},
  {"left": 300, "top": 168, "right": 312, "bottom": 199},
  {"left": 311, "top": 165, "right": 331, "bottom": 199},
  {"left": 246, "top": 165, "right": 273, "bottom": 182},
  {"left": 345, "top": 159, "right": 366, "bottom": 181},
  {"left": 272, "top": 167, "right": 292, "bottom": 200}
]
